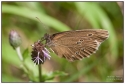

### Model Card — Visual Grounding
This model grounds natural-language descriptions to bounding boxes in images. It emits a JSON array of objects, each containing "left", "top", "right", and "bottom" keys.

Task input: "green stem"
[
  {"left": 16, "top": 47, "right": 23, "bottom": 61},
  {"left": 38, "top": 65, "right": 42, "bottom": 82},
  {"left": 16, "top": 47, "right": 29, "bottom": 75}
]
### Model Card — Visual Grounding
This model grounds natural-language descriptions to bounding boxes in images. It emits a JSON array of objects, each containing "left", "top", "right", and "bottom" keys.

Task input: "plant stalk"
[
  {"left": 38, "top": 64, "right": 42, "bottom": 82},
  {"left": 16, "top": 47, "right": 23, "bottom": 61}
]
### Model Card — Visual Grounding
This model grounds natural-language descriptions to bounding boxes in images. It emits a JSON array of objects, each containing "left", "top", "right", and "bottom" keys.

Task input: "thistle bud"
[{"left": 9, "top": 30, "right": 22, "bottom": 49}]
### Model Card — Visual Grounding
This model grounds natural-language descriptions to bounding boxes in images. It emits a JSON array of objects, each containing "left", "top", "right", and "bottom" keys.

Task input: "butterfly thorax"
[{"left": 43, "top": 33, "right": 54, "bottom": 47}]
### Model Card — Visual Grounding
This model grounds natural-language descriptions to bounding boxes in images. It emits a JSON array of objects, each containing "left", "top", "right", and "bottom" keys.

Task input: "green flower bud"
[{"left": 9, "top": 30, "right": 22, "bottom": 49}]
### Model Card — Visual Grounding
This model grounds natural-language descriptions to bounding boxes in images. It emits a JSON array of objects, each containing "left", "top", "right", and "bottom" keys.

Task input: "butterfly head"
[
  {"left": 41, "top": 33, "right": 52, "bottom": 44},
  {"left": 44, "top": 33, "right": 50, "bottom": 40}
]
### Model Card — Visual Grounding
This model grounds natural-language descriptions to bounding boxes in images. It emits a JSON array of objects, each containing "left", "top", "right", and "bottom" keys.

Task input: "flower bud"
[{"left": 9, "top": 30, "right": 22, "bottom": 49}]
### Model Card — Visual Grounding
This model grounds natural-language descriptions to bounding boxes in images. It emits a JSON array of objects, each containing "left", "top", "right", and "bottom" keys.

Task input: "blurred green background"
[{"left": 2, "top": 2, "right": 123, "bottom": 82}]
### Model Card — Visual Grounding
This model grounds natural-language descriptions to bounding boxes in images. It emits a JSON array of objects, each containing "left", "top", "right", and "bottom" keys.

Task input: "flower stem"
[
  {"left": 16, "top": 47, "right": 23, "bottom": 61},
  {"left": 38, "top": 65, "right": 42, "bottom": 82},
  {"left": 15, "top": 47, "right": 29, "bottom": 75}
]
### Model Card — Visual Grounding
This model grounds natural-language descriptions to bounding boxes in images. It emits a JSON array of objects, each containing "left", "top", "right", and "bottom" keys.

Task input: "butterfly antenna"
[
  {"left": 36, "top": 17, "right": 50, "bottom": 41},
  {"left": 36, "top": 17, "right": 49, "bottom": 30}
]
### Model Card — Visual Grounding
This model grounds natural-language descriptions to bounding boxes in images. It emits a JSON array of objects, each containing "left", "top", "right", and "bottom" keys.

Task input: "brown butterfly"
[{"left": 40, "top": 29, "right": 109, "bottom": 62}]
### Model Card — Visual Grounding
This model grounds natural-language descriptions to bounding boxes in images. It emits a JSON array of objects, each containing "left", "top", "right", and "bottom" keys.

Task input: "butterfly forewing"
[{"left": 45, "top": 29, "right": 109, "bottom": 61}]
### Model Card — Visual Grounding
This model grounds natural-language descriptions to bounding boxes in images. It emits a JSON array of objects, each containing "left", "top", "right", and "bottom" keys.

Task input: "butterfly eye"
[
  {"left": 88, "top": 33, "right": 93, "bottom": 36},
  {"left": 79, "top": 39, "right": 84, "bottom": 41},
  {"left": 75, "top": 51, "right": 79, "bottom": 55},
  {"left": 76, "top": 41, "right": 81, "bottom": 45}
]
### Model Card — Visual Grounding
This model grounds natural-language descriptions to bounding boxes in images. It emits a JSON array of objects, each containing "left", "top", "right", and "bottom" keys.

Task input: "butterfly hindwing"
[{"left": 46, "top": 29, "right": 109, "bottom": 61}]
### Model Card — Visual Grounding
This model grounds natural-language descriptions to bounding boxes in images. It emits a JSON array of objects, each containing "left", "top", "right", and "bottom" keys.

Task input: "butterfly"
[{"left": 40, "top": 29, "right": 109, "bottom": 62}]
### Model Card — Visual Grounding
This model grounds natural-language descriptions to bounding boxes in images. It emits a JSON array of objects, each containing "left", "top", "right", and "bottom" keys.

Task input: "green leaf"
[
  {"left": 43, "top": 71, "right": 68, "bottom": 81},
  {"left": 22, "top": 48, "right": 29, "bottom": 61},
  {"left": 15, "top": 2, "right": 46, "bottom": 13},
  {"left": 64, "top": 57, "right": 100, "bottom": 82},
  {"left": 2, "top": 74, "right": 24, "bottom": 82},
  {"left": 2, "top": 4, "right": 70, "bottom": 32},
  {"left": 97, "top": 2, "right": 123, "bottom": 28}
]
